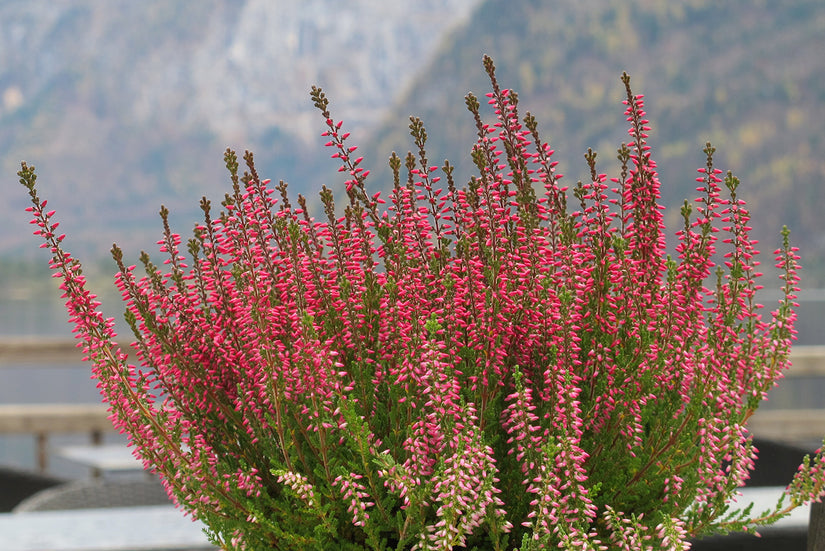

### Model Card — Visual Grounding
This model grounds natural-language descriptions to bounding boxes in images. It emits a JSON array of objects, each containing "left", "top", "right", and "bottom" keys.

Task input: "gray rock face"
[
  {"left": 0, "top": 1, "right": 480, "bottom": 257},
  {"left": 1, "top": 0, "right": 480, "bottom": 143}
]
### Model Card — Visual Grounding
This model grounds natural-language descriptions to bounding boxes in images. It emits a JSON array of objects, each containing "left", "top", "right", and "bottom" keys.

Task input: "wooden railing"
[
  {"left": 0, "top": 338, "right": 112, "bottom": 472},
  {"left": 0, "top": 403, "right": 111, "bottom": 472},
  {"left": 0, "top": 337, "right": 83, "bottom": 365},
  {"left": 749, "top": 345, "right": 825, "bottom": 446},
  {"left": 1, "top": 339, "right": 824, "bottom": 474}
]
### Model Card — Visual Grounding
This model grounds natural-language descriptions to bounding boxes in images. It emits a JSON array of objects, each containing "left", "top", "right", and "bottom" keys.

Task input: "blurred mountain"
[
  {"left": 0, "top": 0, "right": 479, "bottom": 261},
  {"left": 363, "top": 0, "right": 825, "bottom": 285},
  {"left": 3, "top": 0, "right": 825, "bottom": 288}
]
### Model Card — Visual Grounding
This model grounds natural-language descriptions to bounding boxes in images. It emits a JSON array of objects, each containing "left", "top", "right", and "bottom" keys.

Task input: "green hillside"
[{"left": 360, "top": 0, "right": 825, "bottom": 284}]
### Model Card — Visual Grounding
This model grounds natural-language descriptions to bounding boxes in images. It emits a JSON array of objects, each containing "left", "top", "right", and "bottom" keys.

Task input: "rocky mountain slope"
[
  {"left": 3, "top": 0, "right": 825, "bottom": 288},
  {"left": 364, "top": 0, "right": 825, "bottom": 284},
  {"left": 0, "top": 0, "right": 479, "bottom": 259}
]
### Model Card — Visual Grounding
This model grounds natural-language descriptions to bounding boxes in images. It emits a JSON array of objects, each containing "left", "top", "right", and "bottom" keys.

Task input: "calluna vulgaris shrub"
[{"left": 18, "top": 56, "right": 825, "bottom": 550}]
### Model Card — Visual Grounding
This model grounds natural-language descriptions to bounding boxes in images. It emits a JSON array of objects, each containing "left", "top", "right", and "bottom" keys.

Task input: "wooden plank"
[
  {"left": 0, "top": 338, "right": 83, "bottom": 366},
  {"left": 787, "top": 346, "right": 825, "bottom": 377},
  {"left": 749, "top": 408, "right": 825, "bottom": 442},
  {"left": 0, "top": 404, "right": 114, "bottom": 434},
  {"left": 0, "top": 338, "right": 142, "bottom": 367}
]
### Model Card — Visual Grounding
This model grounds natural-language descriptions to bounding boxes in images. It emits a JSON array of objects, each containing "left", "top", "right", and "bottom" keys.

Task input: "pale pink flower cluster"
[
  {"left": 275, "top": 470, "right": 317, "bottom": 508},
  {"left": 334, "top": 473, "right": 374, "bottom": 528}
]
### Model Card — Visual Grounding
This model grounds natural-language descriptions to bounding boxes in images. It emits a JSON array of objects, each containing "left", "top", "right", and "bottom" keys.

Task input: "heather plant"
[{"left": 18, "top": 56, "right": 825, "bottom": 550}]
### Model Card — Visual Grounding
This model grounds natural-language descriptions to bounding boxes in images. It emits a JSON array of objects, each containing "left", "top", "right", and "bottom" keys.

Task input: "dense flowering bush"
[{"left": 19, "top": 56, "right": 825, "bottom": 550}]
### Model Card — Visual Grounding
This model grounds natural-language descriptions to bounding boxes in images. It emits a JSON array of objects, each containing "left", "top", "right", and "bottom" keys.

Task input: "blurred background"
[{"left": 0, "top": 0, "right": 824, "bottom": 479}]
